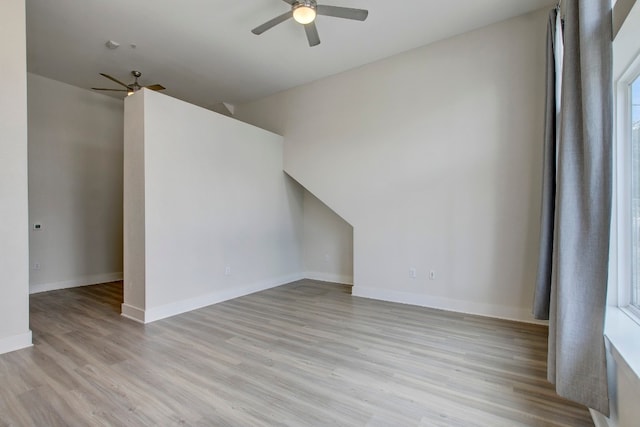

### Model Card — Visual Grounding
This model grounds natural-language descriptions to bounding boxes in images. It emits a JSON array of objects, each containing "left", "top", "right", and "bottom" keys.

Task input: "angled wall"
[
  {"left": 123, "top": 89, "right": 303, "bottom": 323},
  {"left": 303, "top": 190, "right": 353, "bottom": 284},
  {"left": 0, "top": 0, "right": 31, "bottom": 354},
  {"left": 236, "top": 9, "right": 548, "bottom": 323}
]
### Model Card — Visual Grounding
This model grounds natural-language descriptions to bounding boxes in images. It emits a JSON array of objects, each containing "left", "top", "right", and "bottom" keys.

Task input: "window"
[
  {"left": 632, "top": 75, "right": 640, "bottom": 309},
  {"left": 605, "top": 3, "right": 640, "bottom": 420},
  {"left": 617, "top": 45, "right": 640, "bottom": 319}
]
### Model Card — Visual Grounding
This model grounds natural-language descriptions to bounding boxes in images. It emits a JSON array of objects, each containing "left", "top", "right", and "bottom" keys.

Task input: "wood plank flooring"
[{"left": 0, "top": 280, "right": 593, "bottom": 426}]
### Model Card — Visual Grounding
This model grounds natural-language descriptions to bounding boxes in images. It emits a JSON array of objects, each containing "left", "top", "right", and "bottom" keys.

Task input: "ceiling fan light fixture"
[{"left": 293, "top": 3, "right": 316, "bottom": 24}]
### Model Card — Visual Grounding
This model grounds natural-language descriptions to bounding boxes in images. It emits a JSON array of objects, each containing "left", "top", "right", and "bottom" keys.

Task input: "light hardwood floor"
[{"left": 0, "top": 280, "right": 593, "bottom": 426}]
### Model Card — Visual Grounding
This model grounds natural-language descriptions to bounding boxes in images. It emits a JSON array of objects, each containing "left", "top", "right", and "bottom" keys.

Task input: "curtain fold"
[
  {"left": 533, "top": 0, "right": 613, "bottom": 416},
  {"left": 533, "top": 9, "right": 560, "bottom": 320}
]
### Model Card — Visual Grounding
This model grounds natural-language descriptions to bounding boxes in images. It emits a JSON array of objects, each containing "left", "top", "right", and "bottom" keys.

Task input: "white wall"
[
  {"left": 0, "top": 0, "right": 31, "bottom": 354},
  {"left": 614, "top": 0, "right": 637, "bottom": 36},
  {"left": 610, "top": 354, "right": 640, "bottom": 426},
  {"left": 303, "top": 190, "right": 353, "bottom": 284},
  {"left": 236, "top": 9, "right": 548, "bottom": 323},
  {"left": 27, "top": 74, "right": 124, "bottom": 294},
  {"left": 123, "top": 91, "right": 146, "bottom": 319},
  {"left": 123, "top": 89, "right": 304, "bottom": 323}
]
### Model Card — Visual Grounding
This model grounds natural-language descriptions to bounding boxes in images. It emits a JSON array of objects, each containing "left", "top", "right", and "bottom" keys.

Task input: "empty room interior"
[{"left": 2, "top": 0, "right": 640, "bottom": 426}]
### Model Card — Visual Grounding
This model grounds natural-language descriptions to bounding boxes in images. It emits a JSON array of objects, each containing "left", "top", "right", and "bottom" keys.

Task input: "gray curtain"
[
  {"left": 533, "top": 0, "right": 613, "bottom": 416},
  {"left": 534, "top": 9, "right": 559, "bottom": 320}
]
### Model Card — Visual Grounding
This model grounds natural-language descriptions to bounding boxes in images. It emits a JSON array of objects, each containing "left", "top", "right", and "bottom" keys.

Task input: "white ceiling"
[{"left": 26, "top": 0, "right": 556, "bottom": 110}]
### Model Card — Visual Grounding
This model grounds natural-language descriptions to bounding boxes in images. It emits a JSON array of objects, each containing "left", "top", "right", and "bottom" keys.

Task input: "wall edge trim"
[
  {"left": 352, "top": 286, "right": 547, "bottom": 325},
  {"left": 0, "top": 331, "right": 32, "bottom": 355},
  {"left": 304, "top": 271, "right": 353, "bottom": 285},
  {"left": 589, "top": 409, "right": 612, "bottom": 427},
  {"left": 141, "top": 273, "right": 305, "bottom": 324},
  {"left": 121, "top": 303, "right": 146, "bottom": 323},
  {"left": 30, "top": 272, "right": 123, "bottom": 294}
]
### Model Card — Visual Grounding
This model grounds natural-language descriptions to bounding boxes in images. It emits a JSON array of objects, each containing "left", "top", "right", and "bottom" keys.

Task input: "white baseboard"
[
  {"left": 121, "top": 303, "right": 145, "bottom": 323},
  {"left": 352, "top": 286, "right": 547, "bottom": 325},
  {"left": 304, "top": 271, "right": 353, "bottom": 285},
  {"left": 0, "top": 330, "right": 32, "bottom": 355},
  {"left": 30, "top": 272, "right": 123, "bottom": 294},
  {"left": 590, "top": 409, "right": 612, "bottom": 427},
  {"left": 136, "top": 273, "right": 305, "bottom": 324}
]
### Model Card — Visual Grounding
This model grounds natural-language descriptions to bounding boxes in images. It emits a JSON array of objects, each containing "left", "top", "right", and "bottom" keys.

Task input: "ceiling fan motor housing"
[
  {"left": 294, "top": 0, "right": 317, "bottom": 10},
  {"left": 130, "top": 70, "right": 142, "bottom": 91}
]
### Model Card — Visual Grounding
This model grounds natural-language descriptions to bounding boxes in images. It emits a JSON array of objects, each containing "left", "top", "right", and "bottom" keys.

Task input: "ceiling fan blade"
[
  {"left": 252, "top": 11, "right": 294, "bottom": 35},
  {"left": 281, "top": 0, "right": 296, "bottom": 4},
  {"left": 304, "top": 22, "right": 320, "bottom": 47},
  {"left": 144, "top": 84, "right": 166, "bottom": 91},
  {"left": 99, "top": 73, "right": 130, "bottom": 89},
  {"left": 91, "top": 88, "right": 128, "bottom": 92},
  {"left": 316, "top": 5, "right": 368, "bottom": 21}
]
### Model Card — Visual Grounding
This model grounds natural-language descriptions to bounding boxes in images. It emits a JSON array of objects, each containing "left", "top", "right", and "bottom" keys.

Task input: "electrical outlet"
[
  {"left": 429, "top": 270, "right": 436, "bottom": 280},
  {"left": 34, "top": 263, "right": 41, "bottom": 270},
  {"left": 224, "top": 266, "right": 231, "bottom": 276},
  {"left": 324, "top": 253, "right": 330, "bottom": 262},
  {"left": 409, "top": 267, "right": 417, "bottom": 279}
]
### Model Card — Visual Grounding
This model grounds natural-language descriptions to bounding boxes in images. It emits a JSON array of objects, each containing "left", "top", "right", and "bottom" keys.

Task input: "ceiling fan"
[
  {"left": 92, "top": 71, "right": 165, "bottom": 96},
  {"left": 252, "top": 0, "right": 368, "bottom": 47}
]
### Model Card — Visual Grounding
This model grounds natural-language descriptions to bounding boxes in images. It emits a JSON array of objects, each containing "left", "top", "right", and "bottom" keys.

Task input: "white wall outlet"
[
  {"left": 429, "top": 270, "right": 436, "bottom": 280},
  {"left": 324, "top": 253, "right": 330, "bottom": 262},
  {"left": 33, "top": 263, "right": 41, "bottom": 270},
  {"left": 224, "top": 266, "right": 231, "bottom": 276},
  {"left": 409, "top": 267, "right": 417, "bottom": 279},
  {"left": 33, "top": 223, "right": 42, "bottom": 230}
]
